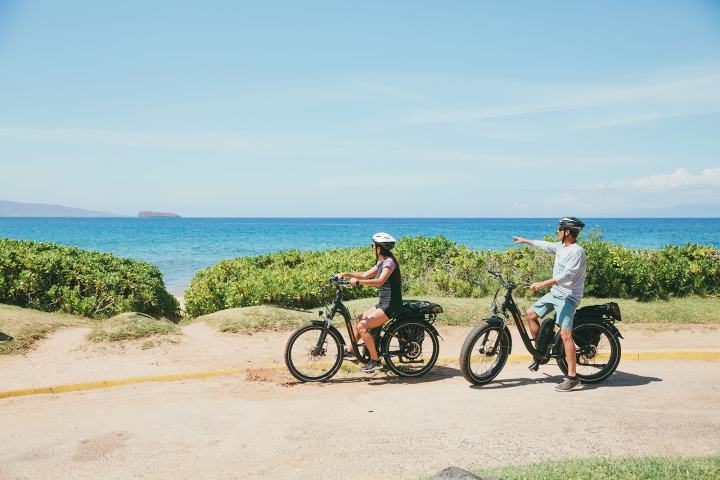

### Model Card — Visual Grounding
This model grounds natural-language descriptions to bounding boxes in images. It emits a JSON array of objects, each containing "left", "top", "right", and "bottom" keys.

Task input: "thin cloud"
[
  {"left": 593, "top": 168, "right": 720, "bottom": 190},
  {"left": 0, "top": 127, "right": 271, "bottom": 152},
  {"left": 0, "top": 125, "right": 628, "bottom": 171},
  {"left": 545, "top": 167, "right": 720, "bottom": 216},
  {"left": 404, "top": 71, "right": 720, "bottom": 126}
]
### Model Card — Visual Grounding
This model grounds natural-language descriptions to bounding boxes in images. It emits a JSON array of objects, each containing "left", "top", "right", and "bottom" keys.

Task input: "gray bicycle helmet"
[
  {"left": 372, "top": 232, "right": 397, "bottom": 250},
  {"left": 558, "top": 216, "right": 585, "bottom": 230},
  {"left": 558, "top": 216, "right": 585, "bottom": 238}
]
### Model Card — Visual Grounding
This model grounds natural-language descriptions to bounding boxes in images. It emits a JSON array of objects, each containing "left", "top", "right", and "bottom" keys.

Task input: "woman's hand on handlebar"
[{"left": 348, "top": 278, "right": 361, "bottom": 286}]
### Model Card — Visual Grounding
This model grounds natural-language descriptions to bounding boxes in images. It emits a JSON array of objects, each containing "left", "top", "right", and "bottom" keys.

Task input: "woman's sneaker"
[
  {"left": 360, "top": 359, "right": 383, "bottom": 373},
  {"left": 555, "top": 377, "right": 581, "bottom": 392}
]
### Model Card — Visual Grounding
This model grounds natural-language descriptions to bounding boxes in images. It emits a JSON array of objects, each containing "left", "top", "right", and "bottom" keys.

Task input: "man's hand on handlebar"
[
  {"left": 529, "top": 282, "right": 544, "bottom": 292},
  {"left": 348, "top": 278, "right": 361, "bottom": 286}
]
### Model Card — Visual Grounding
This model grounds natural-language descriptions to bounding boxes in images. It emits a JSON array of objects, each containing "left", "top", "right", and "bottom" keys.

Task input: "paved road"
[{"left": 1, "top": 359, "right": 719, "bottom": 480}]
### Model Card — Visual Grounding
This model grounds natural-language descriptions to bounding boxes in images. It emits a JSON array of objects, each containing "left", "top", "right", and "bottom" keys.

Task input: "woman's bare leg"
[
  {"left": 346, "top": 308, "right": 375, "bottom": 353},
  {"left": 357, "top": 308, "right": 389, "bottom": 361}
]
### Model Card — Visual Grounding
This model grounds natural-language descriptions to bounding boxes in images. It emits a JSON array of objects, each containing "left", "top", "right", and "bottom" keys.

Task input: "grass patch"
[
  {"left": 197, "top": 305, "right": 316, "bottom": 334},
  {"left": 469, "top": 456, "right": 720, "bottom": 480},
  {"left": 348, "top": 296, "right": 720, "bottom": 327},
  {"left": 0, "top": 303, "right": 89, "bottom": 355},
  {"left": 87, "top": 312, "right": 181, "bottom": 342},
  {"left": 198, "top": 296, "right": 720, "bottom": 335}
]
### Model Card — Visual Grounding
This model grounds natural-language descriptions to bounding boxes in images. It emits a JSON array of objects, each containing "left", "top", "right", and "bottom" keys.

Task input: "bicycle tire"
[
  {"left": 459, "top": 321, "right": 511, "bottom": 385},
  {"left": 284, "top": 324, "right": 344, "bottom": 382},
  {"left": 557, "top": 322, "right": 621, "bottom": 383},
  {"left": 381, "top": 320, "right": 440, "bottom": 377}
]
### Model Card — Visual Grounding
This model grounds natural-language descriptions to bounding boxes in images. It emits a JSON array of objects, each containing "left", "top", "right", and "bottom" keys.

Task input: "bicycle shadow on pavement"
[
  {"left": 469, "top": 370, "right": 662, "bottom": 391},
  {"left": 580, "top": 370, "right": 663, "bottom": 390},
  {"left": 326, "top": 365, "right": 462, "bottom": 386}
]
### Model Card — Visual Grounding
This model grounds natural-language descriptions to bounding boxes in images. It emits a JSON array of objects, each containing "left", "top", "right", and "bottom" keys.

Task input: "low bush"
[
  {"left": 0, "top": 238, "right": 179, "bottom": 319},
  {"left": 87, "top": 312, "right": 181, "bottom": 342},
  {"left": 185, "top": 235, "right": 720, "bottom": 317}
]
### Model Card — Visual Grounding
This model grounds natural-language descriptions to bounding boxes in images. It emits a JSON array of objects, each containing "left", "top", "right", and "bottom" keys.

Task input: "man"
[{"left": 512, "top": 217, "right": 586, "bottom": 392}]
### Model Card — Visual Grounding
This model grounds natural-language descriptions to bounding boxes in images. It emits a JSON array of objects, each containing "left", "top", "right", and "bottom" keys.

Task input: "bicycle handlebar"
[
  {"left": 486, "top": 270, "right": 533, "bottom": 290},
  {"left": 329, "top": 276, "right": 352, "bottom": 288}
]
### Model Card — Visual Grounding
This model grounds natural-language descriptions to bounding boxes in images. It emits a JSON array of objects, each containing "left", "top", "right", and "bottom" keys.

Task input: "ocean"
[{"left": 1, "top": 217, "right": 718, "bottom": 294}]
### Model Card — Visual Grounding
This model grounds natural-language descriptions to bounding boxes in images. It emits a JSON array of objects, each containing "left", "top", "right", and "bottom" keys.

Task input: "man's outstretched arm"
[{"left": 513, "top": 236, "right": 558, "bottom": 254}]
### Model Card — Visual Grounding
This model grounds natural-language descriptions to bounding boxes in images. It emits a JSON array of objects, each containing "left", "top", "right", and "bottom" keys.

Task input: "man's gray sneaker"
[
  {"left": 361, "top": 359, "right": 383, "bottom": 373},
  {"left": 555, "top": 377, "right": 580, "bottom": 392}
]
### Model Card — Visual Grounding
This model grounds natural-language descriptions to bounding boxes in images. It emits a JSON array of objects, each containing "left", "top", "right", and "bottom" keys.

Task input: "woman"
[{"left": 338, "top": 232, "right": 402, "bottom": 373}]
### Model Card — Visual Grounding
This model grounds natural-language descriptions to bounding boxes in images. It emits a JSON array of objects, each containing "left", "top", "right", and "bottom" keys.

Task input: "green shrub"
[
  {"left": 185, "top": 235, "right": 720, "bottom": 317},
  {"left": 0, "top": 238, "right": 179, "bottom": 319},
  {"left": 87, "top": 312, "right": 181, "bottom": 341}
]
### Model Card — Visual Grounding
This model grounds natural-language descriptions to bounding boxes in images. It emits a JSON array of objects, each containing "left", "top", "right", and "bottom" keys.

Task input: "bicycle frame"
[
  {"left": 489, "top": 272, "right": 560, "bottom": 362},
  {"left": 314, "top": 278, "right": 437, "bottom": 362},
  {"left": 314, "top": 279, "right": 373, "bottom": 361}
]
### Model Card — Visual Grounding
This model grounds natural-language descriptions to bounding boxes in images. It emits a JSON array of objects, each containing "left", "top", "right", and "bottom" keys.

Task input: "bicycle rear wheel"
[
  {"left": 459, "top": 322, "right": 510, "bottom": 385},
  {"left": 381, "top": 321, "right": 439, "bottom": 377},
  {"left": 284, "top": 324, "right": 343, "bottom": 382},
  {"left": 557, "top": 322, "right": 621, "bottom": 383}
]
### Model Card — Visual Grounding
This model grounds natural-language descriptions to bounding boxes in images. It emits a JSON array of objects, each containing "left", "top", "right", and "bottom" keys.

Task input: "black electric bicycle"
[
  {"left": 284, "top": 276, "right": 442, "bottom": 382},
  {"left": 459, "top": 270, "right": 623, "bottom": 386}
]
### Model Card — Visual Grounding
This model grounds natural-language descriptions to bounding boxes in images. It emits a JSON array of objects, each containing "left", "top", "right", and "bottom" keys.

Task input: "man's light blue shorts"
[{"left": 530, "top": 292, "right": 578, "bottom": 330}]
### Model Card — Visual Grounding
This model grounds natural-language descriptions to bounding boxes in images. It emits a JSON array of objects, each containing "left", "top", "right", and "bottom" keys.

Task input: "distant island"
[
  {"left": 0, "top": 200, "right": 121, "bottom": 217},
  {"left": 138, "top": 211, "right": 181, "bottom": 218}
]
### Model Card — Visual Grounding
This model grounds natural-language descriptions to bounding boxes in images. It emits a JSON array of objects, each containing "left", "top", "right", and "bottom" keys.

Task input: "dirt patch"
[
  {"left": 245, "top": 367, "right": 298, "bottom": 387},
  {"left": 73, "top": 431, "right": 133, "bottom": 462}
]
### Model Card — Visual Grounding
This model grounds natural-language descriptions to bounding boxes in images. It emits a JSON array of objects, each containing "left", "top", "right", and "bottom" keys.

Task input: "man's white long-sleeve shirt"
[{"left": 531, "top": 240, "right": 586, "bottom": 306}]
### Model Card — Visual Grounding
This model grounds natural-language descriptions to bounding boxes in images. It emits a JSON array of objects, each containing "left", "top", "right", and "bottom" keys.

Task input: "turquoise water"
[{"left": 1, "top": 218, "right": 718, "bottom": 293}]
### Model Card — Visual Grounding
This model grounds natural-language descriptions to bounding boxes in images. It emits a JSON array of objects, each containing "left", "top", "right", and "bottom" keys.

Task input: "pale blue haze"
[
  {"left": 1, "top": 1, "right": 719, "bottom": 216},
  {"left": 1, "top": 218, "right": 717, "bottom": 293}
]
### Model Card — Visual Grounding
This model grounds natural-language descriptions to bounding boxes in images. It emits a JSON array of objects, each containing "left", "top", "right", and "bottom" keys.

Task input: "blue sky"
[{"left": 1, "top": 0, "right": 719, "bottom": 217}]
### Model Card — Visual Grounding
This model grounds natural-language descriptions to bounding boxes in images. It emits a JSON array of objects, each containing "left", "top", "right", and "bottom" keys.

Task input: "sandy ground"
[
  {"left": 1, "top": 322, "right": 719, "bottom": 480},
  {"left": 0, "top": 323, "right": 718, "bottom": 391}
]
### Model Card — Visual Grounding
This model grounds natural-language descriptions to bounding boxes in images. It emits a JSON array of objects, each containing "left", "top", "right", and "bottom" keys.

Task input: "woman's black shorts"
[{"left": 376, "top": 303, "right": 402, "bottom": 319}]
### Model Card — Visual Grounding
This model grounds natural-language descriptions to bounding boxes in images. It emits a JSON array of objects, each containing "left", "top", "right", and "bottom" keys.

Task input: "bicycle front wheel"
[
  {"left": 459, "top": 322, "right": 510, "bottom": 385},
  {"left": 284, "top": 324, "right": 343, "bottom": 382}
]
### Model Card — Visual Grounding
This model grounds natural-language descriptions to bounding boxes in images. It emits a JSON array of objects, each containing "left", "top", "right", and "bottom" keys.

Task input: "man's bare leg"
[
  {"left": 525, "top": 309, "right": 541, "bottom": 338},
  {"left": 560, "top": 327, "right": 576, "bottom": 377}
]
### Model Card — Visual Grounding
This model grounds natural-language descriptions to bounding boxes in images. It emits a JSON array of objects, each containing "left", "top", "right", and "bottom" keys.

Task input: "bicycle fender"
[
  {"left": 573, "top": 318, "right": 624, "bottom": 339},
  {"left": 483, "top": 316, "right": 513, "bottom": 355},
  {"left": 309, "top": 321, "right": 346, "bottom": 345},
  {"left": 483, "top": 315, "right": 504, "bottom": 328},
  {"left": 387, "top": 318, "right": 443, "bottom": 340},
  {"left": 602, "top": 321, "right": 624, "bottom": 339}
]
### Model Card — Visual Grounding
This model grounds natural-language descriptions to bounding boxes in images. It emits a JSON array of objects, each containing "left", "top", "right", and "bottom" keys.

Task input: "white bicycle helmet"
[{"left": 372, "top": 232, "right": 397, "bottom": 250}]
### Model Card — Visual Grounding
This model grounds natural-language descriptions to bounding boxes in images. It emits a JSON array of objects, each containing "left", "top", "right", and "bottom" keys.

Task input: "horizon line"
[{"left": 2, "top": 216, "right": 720, "bottom": 220}]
